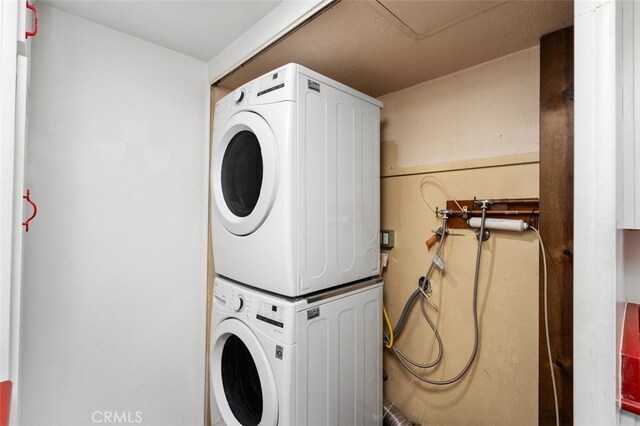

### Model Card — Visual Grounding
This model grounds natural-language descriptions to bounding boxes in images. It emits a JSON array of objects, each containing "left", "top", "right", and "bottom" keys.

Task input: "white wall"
[{"left": 20, "top": 6, "right": 209, "bottom": 425}]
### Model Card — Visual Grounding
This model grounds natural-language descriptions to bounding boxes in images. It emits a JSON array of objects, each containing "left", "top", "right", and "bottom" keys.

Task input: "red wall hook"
[
  {"left": 23, "top": 189, "right": 37, "bottom": 232},
  {"left": 26, "top": 1, "right": 37, "bottom": 39}
]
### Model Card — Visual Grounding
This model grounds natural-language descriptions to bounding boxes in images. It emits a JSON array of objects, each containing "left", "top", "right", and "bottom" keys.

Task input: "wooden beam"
[
  {"left": 539, "top": 27, "right": 574, "bottom": 426},
  {"left": 204, "top": 84, "right": 215, "bottom": 426},
  {"left": 444, "top": 198, "right": 540, "bottom": 230},
  {"left": 204, "top": 85, "right": 231, "bottom": 426}
]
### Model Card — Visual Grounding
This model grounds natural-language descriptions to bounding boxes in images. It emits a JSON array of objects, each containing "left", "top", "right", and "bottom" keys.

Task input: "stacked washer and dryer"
[{"left": 210, "top": 64, "right": 383, "bottom": 426}]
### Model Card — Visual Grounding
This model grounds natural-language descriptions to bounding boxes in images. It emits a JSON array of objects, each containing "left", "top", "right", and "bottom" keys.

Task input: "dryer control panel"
[{"left": 215, "top": 64, "right": 298, "bottom": 118}]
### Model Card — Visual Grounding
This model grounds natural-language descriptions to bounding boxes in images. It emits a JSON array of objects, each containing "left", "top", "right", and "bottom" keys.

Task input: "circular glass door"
[
  {"left": 213, "top": 111, "right": 279, "bottom": 236},
  {"left": 211, "top": 319, "right": 278, "bottom": 426},
  {"left": 221, "top": 335, "right": 262, "bottom": 424},
  {"left": 221, "top": 131, "right": 263, "bottom": 218}
]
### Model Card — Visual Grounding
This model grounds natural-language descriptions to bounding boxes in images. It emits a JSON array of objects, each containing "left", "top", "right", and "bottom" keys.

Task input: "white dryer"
[
  {"left": 210, "top": 276, "right": 383, "bottom": 426},
  {"left": 211, "top": 63, "right": 382, "bottom": 297}
]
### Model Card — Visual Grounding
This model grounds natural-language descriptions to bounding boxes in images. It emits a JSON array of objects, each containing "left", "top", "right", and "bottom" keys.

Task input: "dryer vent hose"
[{"left": 383, "top": 398, "right": 412, "bottom": 426}]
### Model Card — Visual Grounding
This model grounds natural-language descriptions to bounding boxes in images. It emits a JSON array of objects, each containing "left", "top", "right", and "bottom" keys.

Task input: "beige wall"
[
  {"left": 380, "top": 48, "right": 540, "bottom": 425},
  {"left": 381, "top": 47, "right": 539, "bottom": 170}
]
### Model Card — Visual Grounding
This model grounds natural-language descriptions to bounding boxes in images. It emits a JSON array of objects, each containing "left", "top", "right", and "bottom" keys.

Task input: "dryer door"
[
  {"left": 212, "top": 111, "right": 279, "bottom": 236},
  {"left": 211, "top": 319, "right": 278, "bottom": 426}
]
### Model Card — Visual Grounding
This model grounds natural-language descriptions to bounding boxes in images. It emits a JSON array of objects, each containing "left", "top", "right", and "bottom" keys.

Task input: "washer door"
[
  {"left": 212, "top": 111, "right": 279, "bottom": 236},
  {"left": 211, "top": 319, "right": 278, "bottom": 426}
]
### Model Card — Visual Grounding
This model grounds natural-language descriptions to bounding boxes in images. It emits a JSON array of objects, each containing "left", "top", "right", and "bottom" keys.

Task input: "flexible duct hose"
[{"left": 383, "top": 398, "right": 412, "bottom": 426}]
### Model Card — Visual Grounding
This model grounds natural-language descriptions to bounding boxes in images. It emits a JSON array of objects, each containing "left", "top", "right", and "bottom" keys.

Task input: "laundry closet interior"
[
  {"left": 8, "top": 0, "right": 577, "bottom": 425},
  {"left": 207, "top": 1, "right": 573, "bottom": 425}
]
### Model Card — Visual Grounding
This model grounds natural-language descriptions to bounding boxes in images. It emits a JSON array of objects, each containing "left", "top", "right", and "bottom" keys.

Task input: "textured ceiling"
[
  {"left": 217, "top": 0, "right": 574, "bottom": 97},
  {"left": 375, "top": 0, "right": 504, "bottom": 38},
  {"left": 41, "top": 0, "right": 282, "bottom": 61}
]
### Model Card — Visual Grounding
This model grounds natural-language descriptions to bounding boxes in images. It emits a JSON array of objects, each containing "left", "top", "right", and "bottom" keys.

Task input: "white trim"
[
  {"left": 9, "top": 53, "right": 27, "bottom": 426},
  {"left": 0, "top": 0, "right": 19, "bottom": 383},
  {"left": 574, "top": 0, "right": 620, "bottom": 424},
  {"left": 207, "top": 0, "right": 334, "bottom": 84}
]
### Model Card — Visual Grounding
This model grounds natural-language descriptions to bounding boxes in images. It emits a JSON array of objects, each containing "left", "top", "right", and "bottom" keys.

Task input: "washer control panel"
[
  {"left": 256, "top": 301, "right": 285, "bottom": 328},
  {"left": 233, "top": 89, "right": 245, "bottom": 104},
  {"left": 213, "top": 280, "right": 289, "bottom": 332},
  {"left": 213, "top": 277, "right": 301, "bottom": 344},
  {"left": 229, "top": 295, "right": 244, "bottom": 312}
]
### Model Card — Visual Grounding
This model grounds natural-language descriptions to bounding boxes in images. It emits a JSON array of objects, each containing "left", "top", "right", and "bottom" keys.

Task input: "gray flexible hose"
[
  {"left": 390, "top": 289, "right": 420, "bottom": 339},
  {"left": 393, "top": 208, "right": 487, "bottom": 385},
  {"left": 384, "top": 218, "right": 449, "bottom": 345},
  {"left": 392, "top": 296, "right": 442, "bottom": 368},
  {"left": 420, "top": 219, "right": 448, "bottom": 291}
]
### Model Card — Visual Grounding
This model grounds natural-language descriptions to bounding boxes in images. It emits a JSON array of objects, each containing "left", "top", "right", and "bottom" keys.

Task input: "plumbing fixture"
[
  {"left": 472, "top": 199, "right": 492, "bottom": 240},
  {"left": 385, "top": 198, "right": 491, "bottom": 386},
  {"left": 468, "top": 217, "right": 530, "bottom": 232}
]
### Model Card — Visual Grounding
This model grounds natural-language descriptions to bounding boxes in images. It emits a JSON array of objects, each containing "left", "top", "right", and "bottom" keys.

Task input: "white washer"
[
  {"left": 210, "top": 276, "right": 383, "bottom": 426},
  {"left": 211, "top": 63, "right": 383, "bottom": 297}
]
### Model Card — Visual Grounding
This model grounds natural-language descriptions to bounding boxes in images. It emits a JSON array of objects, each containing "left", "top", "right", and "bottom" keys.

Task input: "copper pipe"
[{"left": 450, "top": 210, "right": 540, "bottom": 216}]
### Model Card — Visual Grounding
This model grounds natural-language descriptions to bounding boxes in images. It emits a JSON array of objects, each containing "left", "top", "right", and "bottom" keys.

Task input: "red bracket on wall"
[
  {"left": 26, "top": 1, "right": 38, "bottom": 39},
  {"left": 23, "top": 189, "right": 37, "bottom": 232}
]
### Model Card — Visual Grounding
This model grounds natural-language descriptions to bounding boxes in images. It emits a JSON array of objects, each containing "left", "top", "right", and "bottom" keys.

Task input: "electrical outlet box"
[{"left": 381, "top": 229, "right": 395, "bottom": 249}]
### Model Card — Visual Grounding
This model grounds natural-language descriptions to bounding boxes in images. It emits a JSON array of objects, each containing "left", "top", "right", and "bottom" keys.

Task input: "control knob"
[
  {"left": 229, "top": 295, "right": 244, "bottom": 312},
  {"left": 234, "top": 89, "right": 245, "bottom": 104}
]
